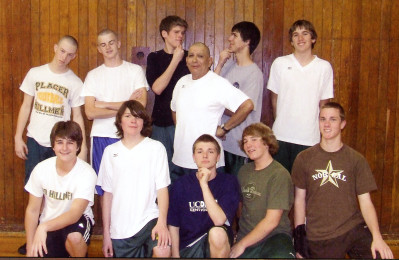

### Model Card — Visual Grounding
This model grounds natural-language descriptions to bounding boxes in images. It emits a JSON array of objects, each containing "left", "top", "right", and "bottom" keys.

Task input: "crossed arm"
[{"left": 84, "top": 88, "right": 147, "bottom": 120}]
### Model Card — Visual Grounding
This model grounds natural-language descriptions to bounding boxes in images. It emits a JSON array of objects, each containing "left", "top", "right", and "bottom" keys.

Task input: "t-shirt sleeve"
[
  {"left": 97, "top": 147, "right": 113, "bottom": 192},
  {"left": 131, "top": 65, "right": 149, "bottom": 91},
  {"left": 355, "top": 155, "right": 377, "bottom": 195},
  {"left": 167, "top": 181, "right": 181, "bottom": 227},
  {"left": 74, "top": 164, "right": 97, "bottom": 206},
  {"left": 81, "top": 72, "right": 97, "bottom": 97},
  {"left": 170, "top": 78, "right": 183, "bottom": 112},
  {"left": 217, "top": 175, "right": 240, "bottom": 225},
  {"left": 267, "top": 172, "right": 294, "bottom": 211},
  {"left": 242, "top": 70, "right": 264, "bottom": 112},
  {"left": 24, "top": 165, "right": 44, "bottom": 198},
  {"left": 291, "top": 153, "right": 307, "bottom": 189},
  {"left": 146, "top": 52, "right": 158, "bottom": 88},
  {"left": 154, "top": 143, "right": 171, "bottom": 190},
  {"left": 220, "top": 79, "right": 250, "bottom": 113},
  {"left": 69, "top": 79, "right": 85, "bottom": 107},
  {"left": 266, "top": 59, "right": 280, "bottom": 94},
  {"left": 320, "top": 62, "right": 334, "bottom": 100},
  {"left": 19, "top": 69, "right": 35, "bottom": 96}
]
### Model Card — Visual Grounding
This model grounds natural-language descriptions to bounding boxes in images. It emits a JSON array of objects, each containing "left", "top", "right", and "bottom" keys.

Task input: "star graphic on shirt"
[{"left": 316, "top": 160, "right": 344, "bottom": 188}]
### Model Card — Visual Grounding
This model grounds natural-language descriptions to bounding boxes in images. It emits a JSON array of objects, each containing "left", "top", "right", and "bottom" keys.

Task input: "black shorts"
[
  {"left": 308, "top": 223, "right": 374, "bottom": 259},
  {"left": 45, "top": 215, "right": 93, "bottom": 257}
]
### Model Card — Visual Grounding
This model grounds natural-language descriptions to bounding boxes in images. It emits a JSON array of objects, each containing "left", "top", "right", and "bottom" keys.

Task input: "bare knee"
[
  {"left": 66, "top": 232, "right": 84, "bottom": 245},
  {"left": 65, "top": 232, "right": 87, "bottom": 257},
  {"left": 209, "top": 227, "right": 229, "bottom": 249},
  {"left": 152, "top": 245, "right": 171, "bottom": 258}
]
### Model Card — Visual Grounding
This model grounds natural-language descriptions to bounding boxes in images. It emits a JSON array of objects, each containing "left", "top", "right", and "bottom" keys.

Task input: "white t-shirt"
[
  {"left": 267, "top": 54, "right": 334, "bottom": 146},
  {"left": 20, "top": 64, "right": 84, "bottom": 147},
  {"left": 97, "top": 138, "right": 170, "bottom": 239},
  {"left": 81, "top": 61, "right": 149, "bottom": 138},
  {"left": 25, "top": 157, "right": 97, "bottom": 224},
  {"left": 171, "top": 71, "right": 249, "bottom": 169},
  {"left": 221, "top": 59, "right": 264, "bottom": 157}
]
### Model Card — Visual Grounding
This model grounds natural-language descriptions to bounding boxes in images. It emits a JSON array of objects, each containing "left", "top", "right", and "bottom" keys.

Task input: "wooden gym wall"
[{"left": 0, "top": 0, "right": 398, "bottom": 237}]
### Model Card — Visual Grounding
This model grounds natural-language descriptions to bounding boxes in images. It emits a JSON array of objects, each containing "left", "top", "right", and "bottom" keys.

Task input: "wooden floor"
[{"left": 0, "top": 232, "right": 398, "bottom": 258}]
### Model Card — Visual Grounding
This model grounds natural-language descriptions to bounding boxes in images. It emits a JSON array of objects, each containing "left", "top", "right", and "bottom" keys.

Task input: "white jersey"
[
  {"left": 81, "top": 61, "right": 149, "bottom": 138},
  {"left": 267, "top": 54, "right": 334, "bottom": 146},
  {"left": 25, "top": 157, "right": 97, "bottom": 224},
  {"left": 20, "top": 64, "right": 84, "bottom": 147},
  {"left": 171, "top": 71, "right": 249, "bottom": 169},
  {"left": 97, "top": 138, "right": 170, "bottom": 239}
]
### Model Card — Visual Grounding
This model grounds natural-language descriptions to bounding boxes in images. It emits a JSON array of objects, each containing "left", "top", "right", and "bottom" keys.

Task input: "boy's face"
[
  {"left": 120, "top": 108, "right": 144, "bottom": 137},
  {"left": 228, "top": 30, "right": 248, "bottom": 53},
  {"left": 193, "top": 141, "right": 220, "bottom": 170},
  {"left": 291, "top": 26, "right": 315, "bottom": 52},
  {"left": 162, "top": 25, "right": 186, "bottom": 49},
  {"left": 53, "top": 39, "right": 77, "bottom": 67},
  {"left": 243, "top": 135, "right": 268, "bottom": 161},
  {"left": 186, "top": 44, "right": 212, "bottom": 80},
  {"left": 319, "top": 108, "right": 346, "bottom": 141},
  {"left": 53, "top": 137, "right": 79, "bottom": 162},
  {"left": 97, "top": 32, "right": 121, "bottom": 60}
]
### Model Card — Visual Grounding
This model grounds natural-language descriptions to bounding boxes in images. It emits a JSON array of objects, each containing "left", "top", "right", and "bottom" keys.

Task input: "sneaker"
[{"left": 18, "top": 243, "right": 27, "bottom": 255}]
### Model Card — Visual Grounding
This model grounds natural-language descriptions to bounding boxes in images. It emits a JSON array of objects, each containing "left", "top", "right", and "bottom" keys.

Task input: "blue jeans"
[
  {"left": 151, "top": 125, "right": 175, "bottom": 170},
  {"left": 25, "top": 137, "right": 55, "bottom": 185}
]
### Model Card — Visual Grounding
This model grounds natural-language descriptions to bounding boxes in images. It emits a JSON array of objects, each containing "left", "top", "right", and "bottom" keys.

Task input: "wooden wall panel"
[
  {"left": 1, "top": 0, "right": 399, "bottom": 238},
  {"left": 0, "top": 0, "right": 5, "bottom": 223}
]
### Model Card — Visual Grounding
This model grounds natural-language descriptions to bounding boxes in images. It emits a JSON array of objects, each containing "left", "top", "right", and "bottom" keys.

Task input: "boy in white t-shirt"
[
  {"left": 15, "top": 35, "right": 87, "bottom": 185},
  {"left": 81, "top": 29, "right": 149, "bottom": 195},
  {"left": 267, "top": 20, "right": 334, "bottom": 173},
  {"left": 15, "top": 35, "right": 88, "bottom": 255},
  {"left": 24, "top": 121, "right": 97, "bottom": 257},
  {"left": 97, "top": 100, "right": 171, "bottom": 258}
]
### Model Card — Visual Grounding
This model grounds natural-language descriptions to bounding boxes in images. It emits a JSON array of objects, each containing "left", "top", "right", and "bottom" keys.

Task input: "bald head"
[
  {"left": 186, "top": 42, "right": 213, "bottom": 80},
  {"left": 189, "top": 42, "right": 210, "bottom": 58},
  {"left": 58, "top": 35, "right": 78, "bottom": 49},
  {"left": 97, "top": 29, "right": 118, "bottom": 42}
]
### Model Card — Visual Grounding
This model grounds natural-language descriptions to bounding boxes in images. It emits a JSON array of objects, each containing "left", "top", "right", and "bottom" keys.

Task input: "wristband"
[
  {"left": 220, "top": 124, "right": 230, "bottom": 133},
  {"left": 293, "top": 224, "right": 310, "bottom": 258}
]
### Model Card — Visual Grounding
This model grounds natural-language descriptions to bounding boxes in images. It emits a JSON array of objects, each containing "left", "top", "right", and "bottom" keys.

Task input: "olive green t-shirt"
[{"left": 237, "top": 160, "right": 294, "bottom": 243}]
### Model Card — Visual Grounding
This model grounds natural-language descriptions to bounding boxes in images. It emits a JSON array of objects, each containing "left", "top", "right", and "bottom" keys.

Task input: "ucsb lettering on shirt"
[
  {"left": 43, "top": 188, "right": 73, "bottom": 200},
  {"left": 188, "top": 200, "right": 218, "bottom": 212}
]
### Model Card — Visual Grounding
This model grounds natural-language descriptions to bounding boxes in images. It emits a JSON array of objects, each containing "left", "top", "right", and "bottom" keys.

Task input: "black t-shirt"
[{"left": 146, "top": 49, "right": 189, "bottom": 126}]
